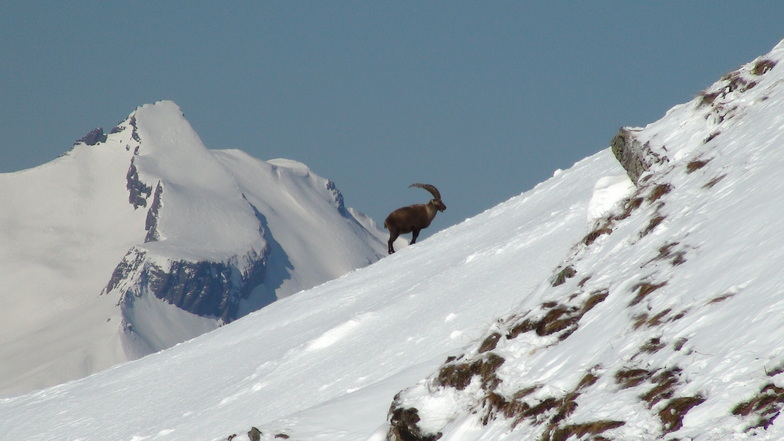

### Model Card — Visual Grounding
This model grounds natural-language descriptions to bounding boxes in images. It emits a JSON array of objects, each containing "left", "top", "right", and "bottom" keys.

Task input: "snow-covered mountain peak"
[{"left": 0, "top": 100, "right": 389, "bottom": 395}]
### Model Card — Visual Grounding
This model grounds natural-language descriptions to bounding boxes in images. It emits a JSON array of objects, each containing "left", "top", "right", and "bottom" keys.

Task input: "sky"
[{"left": 2, "top": 2, "right": 784, "bottom": 234}]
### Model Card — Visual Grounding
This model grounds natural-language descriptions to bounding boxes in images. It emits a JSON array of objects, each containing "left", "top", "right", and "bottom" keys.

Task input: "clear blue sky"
[{"left": 2, "top": 2, "right": 783, "bottom": 234}]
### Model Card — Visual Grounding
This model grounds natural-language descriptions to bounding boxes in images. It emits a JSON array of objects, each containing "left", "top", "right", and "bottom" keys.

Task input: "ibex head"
[
  {"left": 383, "top": 183, "right": 446, "bottom": 254},
  {"left": 410, "top": 183, "right": 446, "bottom": 212}
]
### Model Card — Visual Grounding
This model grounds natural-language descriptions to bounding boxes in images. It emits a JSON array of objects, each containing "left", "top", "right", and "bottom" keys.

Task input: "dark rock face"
[
  {"left": 106, "top": 247, "right": 268, "bottom": 323},
  {"left": 75, "top": 127, "right": 108, "bottom": 146},
  {"left": 610, "top": 127, "right": 667, "bottom": 184},
  {"left": 326, "top": 179, "right": 348, "bottom": 216},
  {"left": 126, "top": 160, "right": 153, "bottom": 209},
  {"left": 129, "top": 116, "right": 141, "bottom": 143},
  {"left": 144, "top": 183, "right": 163, "bottom": 242},
  {"left": 142, "top": 256, "right": 266, "bottom": 322}
]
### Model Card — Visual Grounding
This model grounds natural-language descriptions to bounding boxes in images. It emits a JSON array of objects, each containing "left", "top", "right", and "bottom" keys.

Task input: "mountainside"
[
  {"left": 3, "top": 40, "right": 784, "bottom": 441},
  {"left": 388, "top": 41, "right": 784, "bottom": 441},
  {"left": 0, "top": 101, "right": 389, "bottom": 395}
]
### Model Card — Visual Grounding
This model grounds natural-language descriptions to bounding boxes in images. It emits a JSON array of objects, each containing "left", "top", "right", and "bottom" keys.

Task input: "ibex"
[{"left": 384, "top": 183, "right": 446, "bottom": 254}]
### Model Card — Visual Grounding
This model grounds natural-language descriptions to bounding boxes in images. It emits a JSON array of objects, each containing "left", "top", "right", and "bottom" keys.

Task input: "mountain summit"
[
  {"left": 0, "top": 100, "right": 388, "bottom": 394},
  {"left": 4, "top": 40, "right": 784, "bottom": 441}
]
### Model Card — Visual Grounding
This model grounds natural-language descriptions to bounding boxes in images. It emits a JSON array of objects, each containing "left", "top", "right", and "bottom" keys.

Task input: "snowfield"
[{"left": 4, "top": 40, "right": 784, "bottom": 441}]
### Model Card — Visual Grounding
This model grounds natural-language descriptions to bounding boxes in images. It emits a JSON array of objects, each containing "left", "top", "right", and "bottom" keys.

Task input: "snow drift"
[{"left": 4, "top": 39, "right": 784, "bottom": 441}]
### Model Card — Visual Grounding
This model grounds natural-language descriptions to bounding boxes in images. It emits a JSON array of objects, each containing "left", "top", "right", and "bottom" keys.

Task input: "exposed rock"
[
  {"left": 105, "top": 246, "right": 268, "bottom": 322},
  {"left": 144, "top": 182, "right": 163, "bottom": 242},
  {"left": 75, "top": 127, "right": 107, "bottom": 146},
  {"left": 388, "top": 405, "right": 442, "bottom": 441},
  {"left": 248, "top": 427, "right": 262, "bottom": 441},
  {"left": 610, "top": 127, "right": 666, "bottom": 184},
  {"left": 126, "top": 159, "right": 153, "bottom": 209}
]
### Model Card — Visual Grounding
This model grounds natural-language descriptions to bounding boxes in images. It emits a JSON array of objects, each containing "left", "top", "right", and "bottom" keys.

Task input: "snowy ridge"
[
  {"left": 0, "top": 101, "right": 388, "bottom": 395},
  {"left": 4, "top": 40, "right": 784, "bottom": 441}
]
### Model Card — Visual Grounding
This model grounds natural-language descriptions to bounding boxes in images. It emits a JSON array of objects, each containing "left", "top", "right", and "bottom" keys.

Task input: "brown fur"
[{"left": 384, "top": 184, "right": 446, "bottom": 254}]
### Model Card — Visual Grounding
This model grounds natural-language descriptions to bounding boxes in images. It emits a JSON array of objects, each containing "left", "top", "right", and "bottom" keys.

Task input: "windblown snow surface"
[{"left": 4, "top": 40, "right": 784, "bottom": 441}]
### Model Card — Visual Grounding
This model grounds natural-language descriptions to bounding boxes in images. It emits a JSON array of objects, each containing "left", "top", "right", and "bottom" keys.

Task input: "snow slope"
[
  {"left": 0, "top": 101, "right": 389, "bottom": 395},
  {"left": 4, "top": 40, "right": 784, "bottom": 441},
  {"left": 388, "top": 40, "right": 784, "bottom": 441},
  {"left": 0, "top": 140, "right": 627, "bottom": 440}
]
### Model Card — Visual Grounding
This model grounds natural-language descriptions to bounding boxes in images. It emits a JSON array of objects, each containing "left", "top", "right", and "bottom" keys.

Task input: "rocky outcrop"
[
  {"left": 106, "top": 246, "right": 268, "bottom": 322},
  {"left": 610, "top": 127, "right": 665, "bottom": 184},
  {"left": 144, "top": 182, "right": 163, "bottom": 242},
  {"left": 75, "top": 127, "right": 108, "bottom": 146},
  {"left": 126, "top": 159, "right": 153, "bottom": 209}
]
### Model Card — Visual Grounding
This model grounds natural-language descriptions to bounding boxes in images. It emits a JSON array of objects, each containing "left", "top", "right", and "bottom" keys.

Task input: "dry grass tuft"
[
  {"left": 703, "top": 174, "right": 726, "bottom": 189},
  {"left": 707, "top": 293, "right": 736, "bottom": 305},
  {"left": 544, "top": 420, "right": 625, "bottom": 441},
  {"left": 659, "top": 396, "right": 705, "bottom": 433},
  {"left": 752, "top": 58, "right": 777, "bottom": 76},
  {"left": 507, "top": 291, "right": 608, "bottom": 341},
  {"left": 478, "top": 332, "right": 502, "bottom": 353},
  {"left": 648, "top": 184, "right": 673, "bottom": 202},
  {"left": 640, "top": 214, "right": 667, "bottom": 237},
  {"left": 552, "top": 266, "right": 577, "bottom": 287},
  {"left": 639, "top": 337, "right": 666, "bottom": 354},
  {"left": 613, "top": 196, "right": 644, "bottom": 221},
  {"left": 732, "top": 383, "right": 784, "bottom": 430},
  {"left": 687, "top": 158, "right": 712, "bottom": 172},
  {"left": 437, "top": 353, "right": 505, "bottom": 391},
  {"left": 629, "top": 281, "right": 667, "bottom": 306},
  {"left": 615, "top": 368, "right": 655, "bottom": 389},
  {"left": 703, "top": 132, "right": 721, "bottom": 144},
  {"left": 583, "top": 225, "right": 613, "bottom": 246},
  {"left": 640, "top": 368, "right": 681, "bottom": 408}
]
